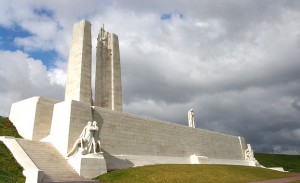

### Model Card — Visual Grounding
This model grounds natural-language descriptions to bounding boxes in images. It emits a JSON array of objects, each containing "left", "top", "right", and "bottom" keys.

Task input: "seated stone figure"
[
  {"left": 67, "top": 120, "right": 103, "bottom": 157},
  {"left": 67, "top": 121, "right": 94, "bottom": 157}
]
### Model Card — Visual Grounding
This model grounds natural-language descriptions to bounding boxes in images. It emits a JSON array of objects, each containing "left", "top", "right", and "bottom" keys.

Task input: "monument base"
[
  {"left": 102, "top": 154, "right": 250, "bottom": 171},
  {"left": 68, "top": 153, "right": 107, "bottom": 179},
  {"left": 246, "top": 159, "right": 263, "bottom": 167},
  {"left": 9, "top": 96, "right": 59, "bottom": 141}
]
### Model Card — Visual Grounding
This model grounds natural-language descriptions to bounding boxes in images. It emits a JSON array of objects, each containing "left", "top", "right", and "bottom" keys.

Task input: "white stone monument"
[
  {"left": 95, "top": 24, "right": 122, "bottom": 111},
  {"left": 65, "top": 20, "right": 92, "bottom": 104},
  {"left": 244, "top": 144, "right": 261, "bottom": 167},
  {"left": 3, "top": 19, "right": 262, "bottom": 182},
  {"left": 67, "top": 121, "right": 106, "bottom": 179},
  {"left": 245, "top": 144, "right": 255, "bottom": 161},
  {"left": 188, "top": 109, "right": 195, "bottom": 128}
]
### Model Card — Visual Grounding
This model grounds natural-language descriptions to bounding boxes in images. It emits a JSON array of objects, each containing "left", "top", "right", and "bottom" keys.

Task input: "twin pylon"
[{"left": 65, "top": 20, "right": 122, "bottom": 111}]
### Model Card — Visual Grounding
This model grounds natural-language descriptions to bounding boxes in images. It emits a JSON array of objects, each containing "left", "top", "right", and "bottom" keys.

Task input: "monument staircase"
[{"left": 15, "top": 139, "right": 99, "bottom": 183}]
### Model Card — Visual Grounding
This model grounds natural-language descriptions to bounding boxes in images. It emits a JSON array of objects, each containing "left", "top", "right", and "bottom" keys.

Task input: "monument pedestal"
[
  {"left": 247, "top": 159, "right": 261, "bottom": 167},
  {"left": 68, "top": 153, "right": 107, "bottom": 179}
]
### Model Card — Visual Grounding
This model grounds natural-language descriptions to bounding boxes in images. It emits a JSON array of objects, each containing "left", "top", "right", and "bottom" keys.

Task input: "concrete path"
[{"left": 249, "top": 173, "right": 300, "bottom": 183}]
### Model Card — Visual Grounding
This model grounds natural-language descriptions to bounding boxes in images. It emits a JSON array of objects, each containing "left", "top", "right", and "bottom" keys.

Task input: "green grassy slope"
[
  {"left": 97, "top": 164, "right": 295, "bottom": 183},
  {"left": 0, "top": 116, "right": 25, "bottom": 183},
  {"left": 0, "top": 116, "right": 22, "bottom": 138},
  {"left": 255, "top": 153, "right": 300, "bottom": 172}
]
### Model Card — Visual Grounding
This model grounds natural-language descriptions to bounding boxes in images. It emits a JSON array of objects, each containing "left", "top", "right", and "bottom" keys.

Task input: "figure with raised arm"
[{"left": 90, "top": 121, "right": 103, "bottom": 154}]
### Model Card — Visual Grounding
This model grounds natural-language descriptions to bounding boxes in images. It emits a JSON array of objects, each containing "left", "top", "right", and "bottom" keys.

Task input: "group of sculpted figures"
[
  {"left": 67, "top": 121, "right": 102, "bottom": 157},
  {"left": 98, "top": 24, "right": 109, "bottom": 47},
  {"left": 245, "top": 144, "right": 255, "bottom": 161}
]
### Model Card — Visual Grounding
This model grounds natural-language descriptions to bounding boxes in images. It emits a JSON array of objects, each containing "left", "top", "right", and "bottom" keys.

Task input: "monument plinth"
[{"left": 68, "top": 154, "right": 107, "bottom": 179}]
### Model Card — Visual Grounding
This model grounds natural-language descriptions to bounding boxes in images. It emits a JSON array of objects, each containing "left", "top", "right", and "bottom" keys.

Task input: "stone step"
[{"left": 16, "top": 139, "right": 94, "bottom": 182}]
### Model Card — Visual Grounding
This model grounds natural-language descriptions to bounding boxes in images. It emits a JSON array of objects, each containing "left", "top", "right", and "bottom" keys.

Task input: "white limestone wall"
[
  {"left": 9, "top": 96, "right": 58, "bottom": 140},
  {"left": 50, "top": 100, "right": 92, "bottom": 156},
  {"left": 9, "top": 97, "right": 37, "bottom": 140},
  {"left": 93, "top": 106, "right": 246, "bottom": 160},
  {"left": 49, "top": 100, "right": 247, "bottom": 169},
  {"left": 34, "top": 98, "right": 60, "bottom": 140}
]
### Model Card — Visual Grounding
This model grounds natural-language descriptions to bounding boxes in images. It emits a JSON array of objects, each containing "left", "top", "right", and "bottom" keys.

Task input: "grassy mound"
[
  {"left": 255, "top": 153, "right": 300, "bottom": 172},
  {"left": 96, "top": 164, "right": 294, "bottom": 183},
  {"left": 0, "top": 116, "right": 25, "bottom": 183}
]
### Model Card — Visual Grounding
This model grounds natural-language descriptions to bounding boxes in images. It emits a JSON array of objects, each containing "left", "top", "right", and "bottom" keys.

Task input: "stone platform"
[
  {"left": 68, "top": 154, "right": 107, "bottom": 178},
  {"left": 9, "top": 97, "right": 250, "bottom": 172}
]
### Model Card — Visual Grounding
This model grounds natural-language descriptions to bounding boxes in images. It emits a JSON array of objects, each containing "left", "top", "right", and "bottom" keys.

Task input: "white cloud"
[
  {"left": 0, "top": 50, "right": 64, "bottom": 116},
  {"left": 48, "top": 67, "right": 67, "bottom": 86}
]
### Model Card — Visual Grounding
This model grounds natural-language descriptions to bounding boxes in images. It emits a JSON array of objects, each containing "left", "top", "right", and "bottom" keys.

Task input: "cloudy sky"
[{"left": 0, "top": 0, "right": 299, "bottom": 154}]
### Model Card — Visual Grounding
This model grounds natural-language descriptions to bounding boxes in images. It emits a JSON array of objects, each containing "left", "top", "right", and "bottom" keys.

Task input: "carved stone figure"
[
  {"left": 98, "top": 24, "right": 108, "bottom": 45},
  {"left": 67, "top": 121, "right": 94, "bottom": 157},
  {"left": 90, "top": 121, "right": 102, "bottom": 153},
  {"left": 67, "top": 120, "right": 103, "bottom": 157},
  {"left": 245, "top": 144, "right": 255, "bottom": 161},
  {"left": 188, "top": 109, "right": 195, "bottom": 128}
]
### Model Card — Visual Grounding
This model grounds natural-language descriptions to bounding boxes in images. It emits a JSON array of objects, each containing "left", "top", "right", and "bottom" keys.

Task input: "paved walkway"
[{"left": 249, "top": 173, "right": 300, "bottom": 183}]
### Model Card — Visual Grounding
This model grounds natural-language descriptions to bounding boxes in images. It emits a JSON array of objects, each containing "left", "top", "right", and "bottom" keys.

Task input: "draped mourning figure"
[
  {"left": 67, "top": 121, "right": 102, "bottom": 157},
  {"left": 188, "top": 109, "right": 195, "bottom": 128},
  {"left": 245, "top": 144, "right": 255, "bottom": 161}
]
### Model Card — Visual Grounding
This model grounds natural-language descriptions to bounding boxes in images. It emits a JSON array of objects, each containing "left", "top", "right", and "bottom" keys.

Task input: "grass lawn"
[
  {"left": 0, "top": 116, "right": 25, "bottom": 183},
  {"left": 97, "top": 164, "right": 295, "bottom": 183},
  {"left": 255, "top": 153, "right": 300, "bottom": 172}
]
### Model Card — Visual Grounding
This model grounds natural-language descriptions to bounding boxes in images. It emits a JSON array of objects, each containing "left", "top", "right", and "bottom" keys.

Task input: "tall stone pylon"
[
  {"left": 95, "top": 25, "right": 122, "bottom": 111},
  {"left": 65, "top": 20, "right": 92, "bottom": 104}
]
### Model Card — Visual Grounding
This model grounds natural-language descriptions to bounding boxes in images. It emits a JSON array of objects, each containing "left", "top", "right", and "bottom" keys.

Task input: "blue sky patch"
[
  {"left": 29, "top": 49, "right": 58, "bottom": 68},
  {"left": 33, "top": 8, "right": 54, "bottom": 18},
  {"left": 0, "top": 25, "right": 58, "bottom": 68},
  {"left": 161, "top": 13, "right": 172, "bottom": 20},
  {"left": 0, "top": 25, "right": 32, "bottom": 51},
  {"left": 160, "top": 11, "right": 184, "bottom": 21}
]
